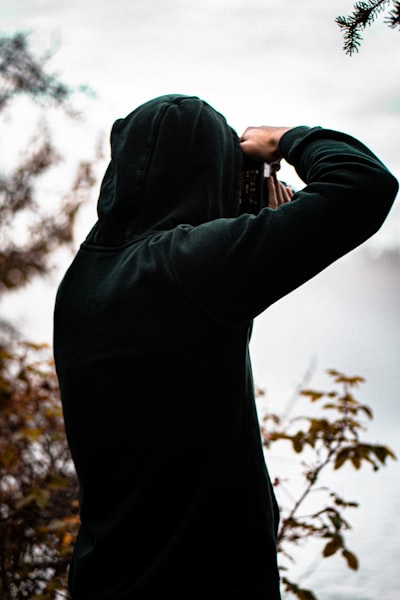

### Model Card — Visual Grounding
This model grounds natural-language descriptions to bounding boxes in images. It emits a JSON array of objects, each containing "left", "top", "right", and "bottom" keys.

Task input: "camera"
[{"left": 239, "top": 156, "right": 273, "bottom": 215}]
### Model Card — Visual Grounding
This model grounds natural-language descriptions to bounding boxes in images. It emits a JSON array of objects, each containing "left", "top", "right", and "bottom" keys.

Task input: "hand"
[
  {"left": 240, "top": 125, "right": 292, "bottom": 163},
  {"left": 267, "top": 174, "right": 294, "bottom": 209}
]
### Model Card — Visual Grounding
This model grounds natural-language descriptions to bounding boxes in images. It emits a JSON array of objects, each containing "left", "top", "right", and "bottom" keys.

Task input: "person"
[{"left": 53, "top": 94, "right": 398, "bottom": 600}]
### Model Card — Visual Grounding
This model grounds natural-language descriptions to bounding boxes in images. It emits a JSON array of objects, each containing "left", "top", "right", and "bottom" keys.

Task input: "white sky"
[
  {"left": 2, "top": 0, "right": 399, "bottom": 238},
  {"left": 2, "top": 0, "right": 399, "bottom": 333},
  {"left": 1, "top": 1, "right": 400, "bottom": 145},
  {"left": 1, "top": 2, "right": 400, "bottom": 596}
]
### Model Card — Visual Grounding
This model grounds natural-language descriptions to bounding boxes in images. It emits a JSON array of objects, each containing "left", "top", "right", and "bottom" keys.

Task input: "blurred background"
[{"left": 1, "top": 1, "right": 399, "bottom": 598}]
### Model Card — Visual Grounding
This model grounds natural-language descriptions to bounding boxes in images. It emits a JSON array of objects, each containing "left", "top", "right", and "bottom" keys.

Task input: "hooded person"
[{"left": 53, "top": 94, "right": 398, "bottom": 600}]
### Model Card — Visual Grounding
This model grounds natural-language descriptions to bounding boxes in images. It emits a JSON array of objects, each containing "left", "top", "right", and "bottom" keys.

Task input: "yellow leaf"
[
  {"left": 46, "top": 519, "right": 67, "bottom": 531},
  {"left": 20, "top": 426, "right": 42, "bottom": 441},
  {"left": 0, "top": 444, "right": 17, "bottom": 468},
  {"left": 47, "top": 474, "right": 69, "bottom": 490},
  {"left": 301, "top": 389, "right": 324, "bottom": 402}
]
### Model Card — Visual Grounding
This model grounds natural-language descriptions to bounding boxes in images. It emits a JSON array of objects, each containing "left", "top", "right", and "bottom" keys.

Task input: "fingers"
[
  {"left": 267, "top": 176, "right": 294, "bottom": 209},
  {"left": 279, "top": 181, "right": 294, "bottom": 203}
]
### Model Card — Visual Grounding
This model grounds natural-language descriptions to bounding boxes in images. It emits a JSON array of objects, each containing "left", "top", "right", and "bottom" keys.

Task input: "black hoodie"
[{"left": 53, "top": 94, "right": 398, "bottom": 600}]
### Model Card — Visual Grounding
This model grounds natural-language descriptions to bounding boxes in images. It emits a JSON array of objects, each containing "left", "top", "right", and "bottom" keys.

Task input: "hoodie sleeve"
[{"left": 169, "top": 126, "right": 399, "bottom": 327}]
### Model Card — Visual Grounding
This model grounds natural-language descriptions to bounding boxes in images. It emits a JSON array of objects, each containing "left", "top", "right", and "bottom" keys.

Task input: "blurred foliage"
[
  {"left": 260, "top": 369, "right": 396, "bottom": 599},
  {"left": 0, "top": 30, "right": 97, "bottom": 599},
  {"left": 0, "top": 138, "right": 95, "bottom": 296},
  {"left": 0, "top": 31, "right": 95, "bottom": 598},
  {"left": 336, "top": 0, "right": 400, "bottom": 55},
  {"left": 0, "top": 32, "right": 70, "bottom": 111},
  {"left": 0, "top": 32, "right": 97, "bottom": 334},
  {"left": 0, "top": 343, "right": 79, "bottom": 599}
]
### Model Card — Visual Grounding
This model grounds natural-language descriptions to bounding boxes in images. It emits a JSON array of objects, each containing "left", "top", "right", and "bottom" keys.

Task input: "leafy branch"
[
  {"left": 260, "top": 369, "right": 396, "bottom": 599},
  {"left": 0, "top": 343, "right": 79, "bottom": 598},
  {"left": 0, "top": 32, "right": 99, "bottom": 303}
]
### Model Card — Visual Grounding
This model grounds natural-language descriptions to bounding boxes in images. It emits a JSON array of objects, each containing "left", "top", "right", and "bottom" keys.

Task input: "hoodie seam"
[{"left": 79, "top": 236, "right": 249, "bottom": 331}]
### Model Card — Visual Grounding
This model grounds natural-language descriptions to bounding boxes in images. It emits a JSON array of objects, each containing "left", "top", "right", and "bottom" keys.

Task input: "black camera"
[{"left": 239, "top": 156, "right": 272, "bottom": 215}]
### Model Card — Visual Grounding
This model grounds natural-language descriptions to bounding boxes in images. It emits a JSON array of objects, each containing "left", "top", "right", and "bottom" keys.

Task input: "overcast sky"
[
  {"left": 2, "top": 0, "right": 399, "bottom": 244},
  {"left": 2, "top": 3, "right": 400, "bottom": 596}
]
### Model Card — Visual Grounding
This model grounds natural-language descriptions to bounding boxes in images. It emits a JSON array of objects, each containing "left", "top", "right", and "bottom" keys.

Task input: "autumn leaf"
[
  {"left": 323, "top": 535, "right": 343, "bottom": 557},
  {"left": 342, "top": 548, "right": 359, "bottom": 570},
  {"left": 373, "top": 445, "right": 397, "bottom": 464},
  {"left": 301, "top": 389, "right": 325, "bottom": 402}
]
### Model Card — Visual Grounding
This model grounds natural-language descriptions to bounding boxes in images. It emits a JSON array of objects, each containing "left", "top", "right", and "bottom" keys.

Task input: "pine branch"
[
  {"left": 336, "top": 0, "right": 391, "bottom": 55},
  {"left": 385, "top": 0, "right": 400, "bottom": 27}
]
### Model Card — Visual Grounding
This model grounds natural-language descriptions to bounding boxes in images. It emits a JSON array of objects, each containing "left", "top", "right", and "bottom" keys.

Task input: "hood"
[{"left": 86, "top": 94, "right": 243, "bottom": 246}]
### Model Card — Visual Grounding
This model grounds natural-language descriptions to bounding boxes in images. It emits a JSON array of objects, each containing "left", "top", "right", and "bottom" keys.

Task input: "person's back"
[
  {"left": 54, "top": 236, "right": 281, "bottom": 599},
  {"left": 54, "top": 94, "right": 398, "bottom": 599}
]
